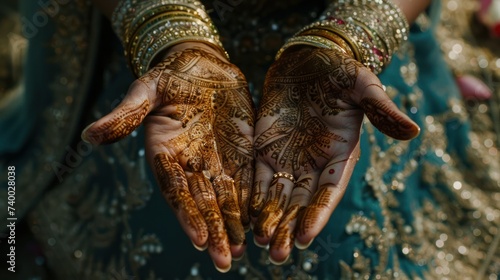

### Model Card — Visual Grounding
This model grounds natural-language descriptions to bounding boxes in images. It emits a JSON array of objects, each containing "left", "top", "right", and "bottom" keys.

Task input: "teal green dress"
[{"left": 1, "top": 0, "right": 498, "bottom": 279}]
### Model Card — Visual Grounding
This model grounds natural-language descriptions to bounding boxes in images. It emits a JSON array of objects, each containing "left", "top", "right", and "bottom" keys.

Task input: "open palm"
[
  {"left": 251, "top": 47, "right": 420, "bottom": 264},
  {"left": 82, "top": 47, "right": 254, "bottom": 272}
]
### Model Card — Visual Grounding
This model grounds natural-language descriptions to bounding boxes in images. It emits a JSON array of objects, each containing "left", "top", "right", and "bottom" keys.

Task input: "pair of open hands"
[{"left": 81, "top": 43, "right": 419, "bottom": 272}]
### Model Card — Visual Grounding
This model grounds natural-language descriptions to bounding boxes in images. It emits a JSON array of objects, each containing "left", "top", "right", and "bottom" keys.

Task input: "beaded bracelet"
[
  {"left": 276, "top": 0, "right": 409, "bottom": 74},
  {"left": 111, "top": 0, "right": 227, "bottom": 77},
  {"left": 128, "top": 16, "right": 224, "bottom": 76}
]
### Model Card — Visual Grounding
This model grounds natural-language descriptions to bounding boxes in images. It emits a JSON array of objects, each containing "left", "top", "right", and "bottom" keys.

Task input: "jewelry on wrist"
[
  {"left": 276, "top": 0, "right": 409, "bottom": 74},
  {"left": 297, "top": 28, "right": 355, "bottom": 58},
  {"left": 112, "top": 0, "right": 228, "bottom": 77}
]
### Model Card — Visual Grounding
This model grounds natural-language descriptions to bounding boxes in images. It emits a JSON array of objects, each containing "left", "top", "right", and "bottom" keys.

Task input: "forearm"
[
  {"left": 90, "top": 0, "right": 119, "bottom": 20},
  {"left": 393, "top": 0, "right": 432, "bottom": 23}
]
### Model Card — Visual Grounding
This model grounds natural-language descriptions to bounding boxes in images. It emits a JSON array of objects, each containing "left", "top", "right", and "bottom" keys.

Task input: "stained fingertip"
[
  {"left": 359, "top": 97, "right": 421, "bottom": 141},
  {"left": 295, "top": 237, "right": 314, "bottom": 250},
  {"left": 393, "top": 121, "right": 420, "bottom": 140},
  {"left": 81, "top": 122, "right": 96, "bottom": 144},
  {"left": 407, "top": 124, "right": 421, "bottom": 140},
  {"left": 226, "top": 218, "right": 246, "bottom": 245},
  {"left": 249, "top": 181, "right": 266, "bottom": 218},
  {"left": 191, "top": 240, "right": 208, "bottom": 252}
]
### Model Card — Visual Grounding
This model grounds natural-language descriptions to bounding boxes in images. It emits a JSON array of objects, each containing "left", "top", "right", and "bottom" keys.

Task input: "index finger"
[{"left": 294, "top": 144, "right": 360, "bottom": 248}]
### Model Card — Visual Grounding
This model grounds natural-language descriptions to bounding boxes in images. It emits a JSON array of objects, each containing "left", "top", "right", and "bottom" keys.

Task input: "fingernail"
[
  {"left": 269, "top": 254, "right": 290, "bottom": 266},
  {"left": 243, "top": 224, "right": 251, "bottom": 233},
  {"left": 214, "top": 262, "right": 231, "bottom": 273},
  {"left": 81, "top": 122, "right": 96, "bottom": 144},
  {"left": 191, "top": 240, "right": 208, "bottom": 252},
  {"left": 253, "top": 236, "right": 269, "bottom": 249},
  {"left": 232, "top": 252, "right": 245, "bottom": 261},
  {"left": 295, "top": 238, "right": 314, "bottom": 250}
]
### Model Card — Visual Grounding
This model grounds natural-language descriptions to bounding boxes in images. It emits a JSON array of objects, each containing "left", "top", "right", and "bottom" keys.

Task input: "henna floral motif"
[
  {"left": 249, "top": 180, "right": 266, "bottom": 217},
  {"left": 154, "top": 153, "right": 208, "bottom": 242},
  {"left": 253, "top": 47, "right": 419, "bottom": 261},
  {"left": 213, "top": 174, "right": 245, "bottom": 244},
  {"left": 296, "top": 186, "right": 334, "bottom": 235},
  {"left": 269, "top": 177, "right": 313, "bottom": 262},
  {"left": 148, "top": 49, "right": 254, "bottom": 249},
  {"left": 83, "top": 47, "right": 255, "bottom": 269},
  {"left": 253, "top": 181, "right": 288, "bottom": 239},
  {"left": 359, "top": 96, "right": 420, "bottom": 140},
  {"left": 85, "top": 100, "right": 150, "bottom": 144},
  {"left": 256, "top": 48, "right": 356, "bottom": 175}
]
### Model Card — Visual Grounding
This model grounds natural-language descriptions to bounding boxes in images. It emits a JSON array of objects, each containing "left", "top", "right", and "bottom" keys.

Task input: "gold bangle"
[
  {"left": 128, "top": 15, "right": 226, "bottom": 76},
  {"left": 275, "top": 35, "right": 349, "bottom": 60},
  {"left": 298, "top": 28, "right": 355, "bottom": 58},
  {"left": 112, "top": 0, "right": 228, "bottom": 77},
  {"left": 124, "top": 4, "right": 212, "bottom": 45},
  {"left": 279, "top": 0, "right": 410, "bottom": 73}
]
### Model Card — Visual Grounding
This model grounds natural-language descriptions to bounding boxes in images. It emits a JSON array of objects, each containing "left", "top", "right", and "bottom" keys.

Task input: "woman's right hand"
[{"left": 81, "top": 43, "right": 255, "bottom": 272}]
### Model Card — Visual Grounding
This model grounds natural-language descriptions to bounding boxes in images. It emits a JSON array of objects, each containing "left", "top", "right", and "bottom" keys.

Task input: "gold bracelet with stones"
[
  {"left": 112, "top": 0, "right": 227, "bottom": 77},
  {"left": 276, "top": 0, "right": 409, "bottom": 74}
]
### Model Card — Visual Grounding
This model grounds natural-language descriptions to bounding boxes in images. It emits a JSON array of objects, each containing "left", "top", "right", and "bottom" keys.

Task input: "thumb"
[
  {"left": 354, "top": 72, "right": 420, "bottom": 141},
  {"left": 81, "top": 81, "right": 154, "bottom": 145}
]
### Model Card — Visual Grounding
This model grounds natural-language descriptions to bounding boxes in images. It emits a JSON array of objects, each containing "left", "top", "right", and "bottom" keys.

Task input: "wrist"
[
  {"left": 151, "top": 42, "right": 230, "bottom": 67},
  {"left": 276, "top": 0, "right": 409, "bottom": 74},
  {"left": 112, "top": 0, "right": 228, "bottom": 77}
]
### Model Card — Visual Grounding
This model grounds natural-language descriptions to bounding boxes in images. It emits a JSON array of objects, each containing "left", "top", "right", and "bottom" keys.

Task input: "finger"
[
  {"left": 295, "top": 145, "right": 360, "bottom": 248},
  {"left": 249, "top": 161, "right": 274, "bottom": 221},
  {"left": 355, "top": 73, "right": 420, "bottom": 140},
  {"left": 153, "top": 153, "right": 209, "bottom": 251},
  {"left": 81, "top": 80, "right": 156, "bottom": 145},
  {"left": 269, "top": 173, "right": 319, "bottom": 264},
  {"left": 456, "top": 75, "right": 492, "bottom": 100},
  {"left": 212, "top": 85, "right": 255, "bottom": 229},
  {"left": 214, "top": 124, "right": 254, "bottom": 230},
  {"left": 253, "top": 170, "right": 296, "bottom": 247},
  {"left": 232, "top": 162, "right": 254, "bottom": 230},
  {"left": 187, "top": 171, "right": 232, "bottom": 273},
  {"left": 212, "top": 174, "right": 245, "bottom": 245}
]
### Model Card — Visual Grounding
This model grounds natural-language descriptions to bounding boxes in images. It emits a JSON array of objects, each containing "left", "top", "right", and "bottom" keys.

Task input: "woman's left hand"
[{"left": 251, "top": 46, "right": 420, "bottom": 264}]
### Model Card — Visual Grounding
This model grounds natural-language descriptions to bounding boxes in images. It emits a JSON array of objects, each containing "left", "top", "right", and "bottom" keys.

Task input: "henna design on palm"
[
  {"left": 82, "top": 47, "right": 254, "bottom": 272},
  {"left": 252, "top": 47, "right": 419, "bottom": 264}
]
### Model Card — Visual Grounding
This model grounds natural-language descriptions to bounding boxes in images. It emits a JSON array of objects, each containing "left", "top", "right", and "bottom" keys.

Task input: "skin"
[
  {"left": 86, "top": 0, "right": 432, "bottom": 272},
  {"left": 249, "top": 0, "right": 432, "bottom": 265},
  {"left": 251, "top": 47, "right": 420, "bottom": 264},
  {"left": 82, "top": 43, "right": 254, "bottom": 272}
]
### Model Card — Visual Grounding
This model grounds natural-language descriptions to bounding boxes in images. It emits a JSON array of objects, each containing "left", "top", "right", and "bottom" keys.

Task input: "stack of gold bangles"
[
  {"left": 276, "top": 0, "right": 409, "bottom": 74},
  {"left": 111, "top": 0, "right": 228, "bottom": 77}
]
